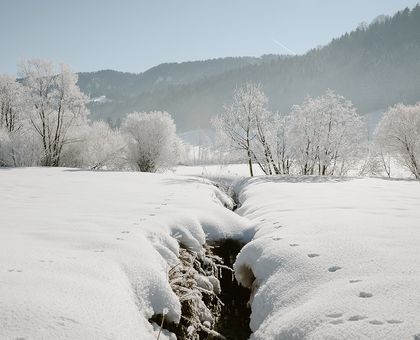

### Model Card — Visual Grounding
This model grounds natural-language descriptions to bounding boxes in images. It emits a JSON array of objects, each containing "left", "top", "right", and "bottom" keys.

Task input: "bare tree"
[{"left": 19, "top": 59, "right": 88, "bottom": 166}]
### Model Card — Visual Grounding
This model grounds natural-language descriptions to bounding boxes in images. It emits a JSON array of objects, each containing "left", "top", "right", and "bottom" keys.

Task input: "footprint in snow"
[
  {"left": 326, "top": 313, "right": 343, "bottom": 318},
  {"left": 8, "top": 269, "right": 22, "bottom": 272},
  {"left": 348, "top": 315, "right": 367, "bottom": 321},
  {"left": 307, "top": 253, "right": 320, "bottom": 258},
  {"left": 328, "top": 266, "right": 342, "bottom": 272},
  {"left": 359, "top": 291, "right": 373, "bottom": 298},
  {"left": 116, "top": 237, "right": 124, "bottom": 241},
  {"left": 349, "top": 279, "right": 362, "bottom": 283},
  {"left": 386, "top": 319, "right": 403, "bottom": 324},
  {"left": 289, "top": 243, "right": 299, "bottom": 247},
  {"left": 272, "top": 237, "right": 282, "bottom": 241},
  {"left": 93, "top": 249, "right": 104, "bottom": 253},
  {"left": 149, "top": 213, "right": 155, "bottom": 217},
  {"left": 369, "top": 320, "right": 384, "bottom": 325},
  {"left": 274, "top": 225, "right": 283, "bottom": 229},
  {"left": 330, "top": 319, "right": 344, "bottom": 325},
  {"left": 121, "top": 231, "right": 130, "bottom": 234}
]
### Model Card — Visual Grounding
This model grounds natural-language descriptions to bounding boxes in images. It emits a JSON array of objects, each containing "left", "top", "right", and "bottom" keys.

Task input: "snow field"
[
  {"left": 233, "top": 176, "right": 420, "bottom": 340},
  {"left": 0, "top": 168, "right": 252, "bottom": 339}
]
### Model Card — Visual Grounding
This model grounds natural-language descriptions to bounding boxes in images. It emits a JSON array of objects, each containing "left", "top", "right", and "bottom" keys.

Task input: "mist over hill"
[{"left": 78, "top": 5, "right": 420, "bottom": 132}]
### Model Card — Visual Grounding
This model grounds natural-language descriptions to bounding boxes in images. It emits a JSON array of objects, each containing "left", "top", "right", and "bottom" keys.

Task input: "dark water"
[{"left": 212, "top": 239, "right": 252, "bottom": 340}]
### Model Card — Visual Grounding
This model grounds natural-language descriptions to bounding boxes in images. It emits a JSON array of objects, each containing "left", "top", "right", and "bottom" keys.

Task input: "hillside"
[{"left": 78, "top": 5, "right": 420, "bottom": 131}]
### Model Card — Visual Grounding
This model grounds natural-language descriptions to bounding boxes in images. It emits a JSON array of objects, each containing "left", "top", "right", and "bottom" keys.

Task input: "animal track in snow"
[
  {"left": 93, "top": 249, "right": 104, "bottom": 253},
  {"left": 329, "top": 319, "right": 344, "bottom": 325},
  {"left": 307, "top": 253, "right": 320, "bottom": 258},
  {"left": 349, "top": 279, "right": 362, "bottom": 283},
  {"left": 8, "top": 269, "right": 22, "bottom": 272},
  {"left": 121, "top": 231, "right": 130, "bottom": 234},
  {"left": 116, "top": 237, "right": 124, "bottom": 241},
  {"left": 348, "top": 315, "right": 367, "bottom": 321},
  {"left": 326, "top": 313, "right": 343, "bottom": 318},
  {"left": 359, "top": 291, "right": 373, "bottom": 298},
  {"left": 289, "top": 243, "right": 299, "bottom": 247},
  {"left": 328, "top": 266, "right": 342, "bottom": 272},
  {"left": 272, "top": 237, "right": 282, "bottom": 241},
  {"left": 369, "top": 320, "right": 384, "bottom": 325},
  {"left": 149, "top": 213, "right": 155, "bottom": 217},
  {"left": 386, "top": 319, "right": 403, "bottom": 324}
]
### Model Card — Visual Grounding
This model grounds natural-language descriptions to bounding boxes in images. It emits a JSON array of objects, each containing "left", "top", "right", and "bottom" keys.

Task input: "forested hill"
[{"left": 78, "top": 5, "right": 420, "bottom": 131}]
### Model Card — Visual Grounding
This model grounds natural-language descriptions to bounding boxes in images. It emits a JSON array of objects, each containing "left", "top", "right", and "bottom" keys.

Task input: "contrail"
[{"left": 272, "top": 39, "right": 296, "bottom": 55}]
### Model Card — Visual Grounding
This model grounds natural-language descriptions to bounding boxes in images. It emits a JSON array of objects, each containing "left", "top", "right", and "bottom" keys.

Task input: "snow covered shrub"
[
  {"left": 153, "top": 245, "right": 224, "bottom": 339},
  {"left": 122, "top": 111, "right": 180, "bottom": 172},
  {"left": 62, "top": 121, "right": 126, "bottom": 169},
  {"left": 0, "top": 127, "right": 42, "bottom": 167},
  {"left": 375, "top": 103, "right": 420, "bottom": 179},
  {"left": 0, "top": 128, "right": 12, "bottom": 166}
]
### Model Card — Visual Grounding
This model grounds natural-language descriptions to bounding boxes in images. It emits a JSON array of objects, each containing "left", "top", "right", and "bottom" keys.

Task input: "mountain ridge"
[{"left": 77, "top": 5, "right": 420, "bottom": 131}]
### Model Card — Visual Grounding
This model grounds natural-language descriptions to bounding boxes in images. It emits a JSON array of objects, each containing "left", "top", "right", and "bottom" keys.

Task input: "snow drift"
[
  {"left": 0, "top": 168, "right": 252, "bottom": 339},
  {"left": 233, "top": 176, "right": 420, "bottom": 340}
]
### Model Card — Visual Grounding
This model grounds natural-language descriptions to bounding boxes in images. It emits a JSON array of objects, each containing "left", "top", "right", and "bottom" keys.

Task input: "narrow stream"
[{"left": 211, "top": 239, "right": 251, "bottom": 340}]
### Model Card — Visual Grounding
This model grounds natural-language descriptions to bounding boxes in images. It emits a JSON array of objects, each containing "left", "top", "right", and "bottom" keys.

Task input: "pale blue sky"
[{"left": 0, "top": 0, "right": 418, "bottom": 75}]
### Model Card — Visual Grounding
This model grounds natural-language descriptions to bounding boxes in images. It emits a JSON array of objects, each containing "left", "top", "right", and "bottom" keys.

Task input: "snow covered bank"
[
  {"left": 0, "top": 168, "right": 252, "bottom": 339},
  {"left": 233, "top": 176, "right": 420, "bottom": 340}
]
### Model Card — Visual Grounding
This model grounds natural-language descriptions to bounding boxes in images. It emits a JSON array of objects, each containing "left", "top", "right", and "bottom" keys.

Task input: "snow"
[
  {"left": 233, "top": 176, "right": 420, "bottom": 340},
  {"left": 0, "top": 168, "right": 251, "bottom": 340},
  {"left": 2, "top": 166, "right": 419, "bottom": 340}
]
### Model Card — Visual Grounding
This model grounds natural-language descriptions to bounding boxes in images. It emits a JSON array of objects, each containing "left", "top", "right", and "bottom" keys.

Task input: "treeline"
[
  {"left": 0, "top": 59, "right": 181, "bottom": 172},
  {"left": 213, "top": 83, "right": 420, "bottom": 179}
]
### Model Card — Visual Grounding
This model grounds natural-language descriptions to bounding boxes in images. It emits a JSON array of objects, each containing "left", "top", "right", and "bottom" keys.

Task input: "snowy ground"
[
  {"left": 1, "top": 167, "right": 419, "bottom": 340},
  {"left": 0, "top": 168, "right": 251, "bottom": 340},
  {"left": 233, "top": 176, "right": 420, "bottom": 340}
]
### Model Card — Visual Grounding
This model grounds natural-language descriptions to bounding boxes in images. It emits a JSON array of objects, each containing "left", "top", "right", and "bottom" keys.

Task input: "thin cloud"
[{"left": 272, "top": 39, "right": 296, "bottom": 55}]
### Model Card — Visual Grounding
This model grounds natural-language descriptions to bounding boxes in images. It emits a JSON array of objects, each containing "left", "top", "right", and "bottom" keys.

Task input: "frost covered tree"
[
  {"left": 0, "top": 74, "right": 42, "bottom": 167},
  {"left": 121, "top": 111, "right": 180, "bottom": 172},
  {"left": 213, "top": 83, "right": 278, "bottom": 176},
  {"left": 272, "top": 114, "right": 293, "bottom": 175},
  {"left": 19, "top": 59, "right": 89, "bottom": 166},
  {"left": 289, "top": 90, "right": 366, "bottom": 176},
  {"left": 0, "top": 75, "right": 25, "bottom": 133},
  {"left": 375, "top": 103, "right": 420, "bottom": 179}
]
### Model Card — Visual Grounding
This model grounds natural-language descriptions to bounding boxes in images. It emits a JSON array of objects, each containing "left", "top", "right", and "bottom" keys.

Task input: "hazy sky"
[{"left": 1, "top": 0, "right": 419, "bottom": 75}]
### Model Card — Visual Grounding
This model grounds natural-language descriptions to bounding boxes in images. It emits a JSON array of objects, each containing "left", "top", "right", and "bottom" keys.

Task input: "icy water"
[{"left": 212, "top": 239, "right": 251, "bottom": 340}]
